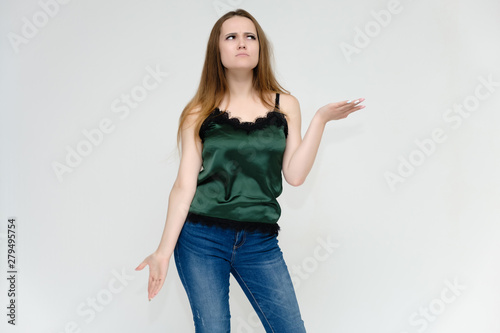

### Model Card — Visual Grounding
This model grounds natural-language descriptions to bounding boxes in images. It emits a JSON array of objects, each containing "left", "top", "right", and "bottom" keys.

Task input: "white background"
[{"left": 1, "top": 0, "right": 499, "bottom": 332}]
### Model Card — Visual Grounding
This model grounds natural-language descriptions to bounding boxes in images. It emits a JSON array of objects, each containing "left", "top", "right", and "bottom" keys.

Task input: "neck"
[{"left": 225, "top": 69, "right": 255, "bottom": 100}]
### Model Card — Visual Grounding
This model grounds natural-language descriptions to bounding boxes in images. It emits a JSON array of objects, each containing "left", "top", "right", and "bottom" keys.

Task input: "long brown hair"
[{"left": 176, "top": 9, "right": 289, "bottom": 151}]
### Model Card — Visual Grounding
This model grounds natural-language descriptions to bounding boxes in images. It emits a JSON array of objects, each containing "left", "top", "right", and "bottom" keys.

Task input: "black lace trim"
[
  {"left": 186, "top": 212, "right": 280, "bottom": 235},
  {"left": 199, "top": 109, "right": 288, "bottom": 142}
]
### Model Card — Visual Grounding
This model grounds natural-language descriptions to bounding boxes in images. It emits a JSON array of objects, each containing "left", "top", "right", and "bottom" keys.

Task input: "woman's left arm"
[{"left": 281, "top": 95, "right": 365, "bottom": 186}]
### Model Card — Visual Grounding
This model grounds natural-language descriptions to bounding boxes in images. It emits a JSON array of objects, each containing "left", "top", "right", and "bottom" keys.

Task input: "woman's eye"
[{"left": 225, "top": 35, "right": 256, "bottom": 40}]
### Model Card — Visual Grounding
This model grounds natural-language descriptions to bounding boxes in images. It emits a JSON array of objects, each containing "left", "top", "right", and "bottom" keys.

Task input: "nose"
[{"left": 237, "top": 37, "right": 246, "bottom": 49}]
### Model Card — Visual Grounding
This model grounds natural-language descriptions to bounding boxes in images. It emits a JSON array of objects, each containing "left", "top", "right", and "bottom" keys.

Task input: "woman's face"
[{"left": 219, "top": 16, "right": 259, "bottom": 71}]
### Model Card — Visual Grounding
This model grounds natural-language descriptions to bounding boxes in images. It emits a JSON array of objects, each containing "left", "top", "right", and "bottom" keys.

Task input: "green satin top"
[{"left": 187, "top": 94, "right": 288, "bottom": 234}]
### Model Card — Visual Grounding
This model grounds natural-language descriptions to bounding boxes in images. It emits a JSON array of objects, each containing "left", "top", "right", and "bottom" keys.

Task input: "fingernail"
[
  {"left": 149, "top": 298, "right": 151, "bottom": 302},
  {"left": 347, "top": 100, "right": 352, "bottom": 103},
  {"left": 354, "top": 100, "right": 359, "bottom": 104}
]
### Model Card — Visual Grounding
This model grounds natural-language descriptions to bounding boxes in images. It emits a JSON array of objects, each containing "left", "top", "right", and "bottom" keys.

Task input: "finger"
[
  {"left": 148, "top": 284, "right": 156, "bottom": 301},
  {"left": 148, "top": 275, "right": 157, "bottom": 300},
  {"left": 149, "top": 272, "right": 163, "bottom": 298},
  {"left": 346, "top": 98, "right": 364, "bottom": 105},
  {"left": 343, "top": 101, "right": 359, "bottom": 110},
  {"left": 347, "top": 99, "right": 365, "bottom": 112},
  {"left": 149, "top": 277, "right": 158, "bottom": 299},
  {"left": 135, "top": 261, "right": 147, "bottom": 271},
  {"left": 155, "top": 279, "right": 166, "bottom": 298},
  {"left": 347, "top": 105, "right": 365, "bottom": 115},
  {"left": 147, "top": 280, "right": 152, "bottom": 300},
  {"left": 151, "top": 277, "right": 163, "bottom": 298},
  {"left": 341, "top": 101, "right": 355, "bottom": 112},
  {"left": 148, "top": 270, "right": 156, "bottom": 289}
]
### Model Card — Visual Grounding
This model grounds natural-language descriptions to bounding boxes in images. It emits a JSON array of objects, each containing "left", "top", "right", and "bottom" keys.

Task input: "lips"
[{"left": 236, "top": 53, "right": 249, "bottom": 56}]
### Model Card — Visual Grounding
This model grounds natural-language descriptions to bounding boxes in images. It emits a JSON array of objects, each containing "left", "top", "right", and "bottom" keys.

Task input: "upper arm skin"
[
  {"left": 152, "top": 112, "right": 202, "bottom": 258},
  {"left": 280, "top": 94, "right": 302, "bottom": 186},
  {"left": 174, "top": 112, "right": 203, "bottom": 193}
]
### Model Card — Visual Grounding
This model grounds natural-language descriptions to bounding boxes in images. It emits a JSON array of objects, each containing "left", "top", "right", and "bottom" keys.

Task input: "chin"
[
  {"left": 228, "top": 61, "right": 259, "bottom": 69},
  {"left": 225, "top": 65, "right": 258, "bottom": 72}
]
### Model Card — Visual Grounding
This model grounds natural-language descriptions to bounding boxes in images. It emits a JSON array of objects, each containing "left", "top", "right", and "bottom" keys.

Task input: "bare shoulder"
[{"left": 279, "top": 93, "right": 301, "bottom": 119}]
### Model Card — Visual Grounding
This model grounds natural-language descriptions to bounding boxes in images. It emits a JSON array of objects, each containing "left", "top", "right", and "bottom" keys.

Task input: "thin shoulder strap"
[{"left": 274, "top": 93, "right": 280, "bottom": 110}]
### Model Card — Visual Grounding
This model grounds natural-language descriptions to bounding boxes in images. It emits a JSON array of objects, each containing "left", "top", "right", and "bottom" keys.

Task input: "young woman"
[{"left": 136, "top": 9, "right": 365, "bottom": 332}]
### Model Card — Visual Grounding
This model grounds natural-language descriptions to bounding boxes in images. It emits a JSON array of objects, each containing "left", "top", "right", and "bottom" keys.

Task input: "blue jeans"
[{"left": 174, "top": 219, "right": 306, "bottom": 333}]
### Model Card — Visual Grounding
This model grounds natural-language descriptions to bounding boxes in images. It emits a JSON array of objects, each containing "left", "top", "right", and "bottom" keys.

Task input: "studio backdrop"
[{"left": 1, "top": 0, "right": 499, "bottom": 332}]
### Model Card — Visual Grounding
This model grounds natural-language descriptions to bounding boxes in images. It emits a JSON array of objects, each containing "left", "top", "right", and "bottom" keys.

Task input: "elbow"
[
  {"left": 285, "top": 175, "right": 306, "bottom": 187},
  {"left": 282, "top": 164, "right": 306, "bottom": 187}
]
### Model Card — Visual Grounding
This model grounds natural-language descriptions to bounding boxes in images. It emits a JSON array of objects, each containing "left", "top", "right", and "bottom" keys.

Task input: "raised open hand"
[{"left": 317, "top": 98, "right": 366, "bottom": 123}]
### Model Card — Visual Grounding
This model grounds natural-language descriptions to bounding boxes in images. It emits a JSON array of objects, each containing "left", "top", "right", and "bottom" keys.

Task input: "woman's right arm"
[{"left": 135, "top": 111, "right": 202, "bottom": 301}]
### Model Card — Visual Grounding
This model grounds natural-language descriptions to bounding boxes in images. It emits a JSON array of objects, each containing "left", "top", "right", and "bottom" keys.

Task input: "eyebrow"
[{"left": 224, "top": 32, "right": 257, "bottom": 37}]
